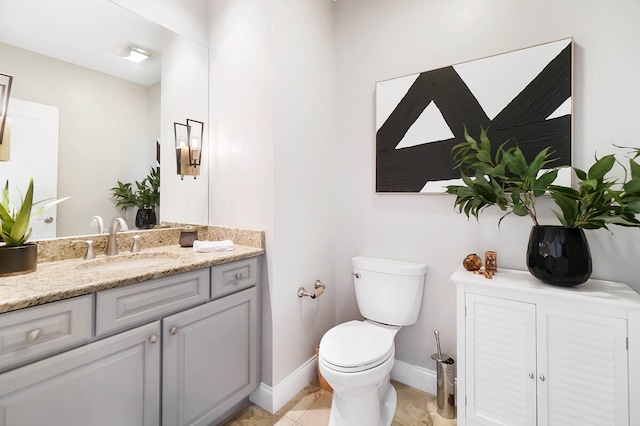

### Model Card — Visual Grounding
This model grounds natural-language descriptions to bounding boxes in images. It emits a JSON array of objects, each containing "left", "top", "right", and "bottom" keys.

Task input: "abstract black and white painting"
[{"left": 376, "top": 38, "right": 572, "bottom": 193}]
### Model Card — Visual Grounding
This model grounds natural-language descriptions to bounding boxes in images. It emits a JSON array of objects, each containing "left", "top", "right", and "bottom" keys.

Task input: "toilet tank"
[{"left": 352, "top": 256, "right": 427, "bottom": 326}]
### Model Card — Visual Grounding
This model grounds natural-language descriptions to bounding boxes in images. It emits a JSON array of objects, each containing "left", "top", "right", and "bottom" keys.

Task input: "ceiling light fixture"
[{"left": 118, "top": 46, "right": 151, "bottom": 63}]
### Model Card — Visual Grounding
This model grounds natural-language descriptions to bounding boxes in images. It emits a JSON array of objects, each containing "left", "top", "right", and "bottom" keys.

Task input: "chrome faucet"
[
  {"left": 90, "top": 215, "right": 105, "bottom": 234},
  {"left": 106, "top": 218, "right": 128, "bottom": 256}
]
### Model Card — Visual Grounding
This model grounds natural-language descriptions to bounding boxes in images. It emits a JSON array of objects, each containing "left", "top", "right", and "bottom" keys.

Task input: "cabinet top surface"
[
  {"left": 0, "top": 244, "right": 263, "bottom": 314},
  {"left": 451, "top": 266, "right": 640, "bottom": 308}
]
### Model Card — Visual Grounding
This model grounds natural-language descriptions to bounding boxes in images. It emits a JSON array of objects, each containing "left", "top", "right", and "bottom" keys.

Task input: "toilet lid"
[{"left": 320, "top": 321, "right": 394, "bottom": 372}]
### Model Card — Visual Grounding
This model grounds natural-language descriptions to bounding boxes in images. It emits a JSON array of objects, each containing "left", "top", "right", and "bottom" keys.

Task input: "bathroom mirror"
[{"left": 0, "top": 0, "right": 209, "bottom": 238}]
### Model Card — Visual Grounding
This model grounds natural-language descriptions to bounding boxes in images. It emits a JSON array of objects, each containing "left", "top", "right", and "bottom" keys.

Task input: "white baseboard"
[
  {"left": 249, "top": 382, "right": 275, "bottom": 414},
  {"left": 391, "top": 359, "right": 437, "bottom": 395},
  {"left": 251, "top": 356, "right": 445, "bottom": 414},
  {"left": 250, "top": 355, "right": 318, "bottom": 414}
]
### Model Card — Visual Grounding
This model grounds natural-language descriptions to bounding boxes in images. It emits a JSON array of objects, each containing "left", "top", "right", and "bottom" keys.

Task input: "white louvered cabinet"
[{"left": 453, "top": 267, "right": 640, "bottom": 426}]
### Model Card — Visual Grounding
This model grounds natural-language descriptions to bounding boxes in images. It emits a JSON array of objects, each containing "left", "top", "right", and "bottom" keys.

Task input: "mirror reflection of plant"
[
  {"left": 0, "top": 177, "right": 70, "bottom": 246},
  {"left": 445, "top": 127, "right": 640, "bottom": 230},
  {"left": 110, "top": 167, "right": 160, "bottom": 211}
]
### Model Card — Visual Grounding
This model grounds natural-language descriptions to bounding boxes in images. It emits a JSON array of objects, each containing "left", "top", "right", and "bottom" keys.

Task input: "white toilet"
[{"left": 318, "top": 256, "right": 427, "bottom": 426}]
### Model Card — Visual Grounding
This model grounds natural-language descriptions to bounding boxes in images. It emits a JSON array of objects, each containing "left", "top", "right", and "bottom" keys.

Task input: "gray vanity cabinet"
[
  {"left": 162, "top": 286, "right": 258, "bottom": 426},
  {"left": 0, "top": 257, "right": 260, "bottom": 426},
  {"left": 0, "top": 321, "right": 161, "bottom": 426}
]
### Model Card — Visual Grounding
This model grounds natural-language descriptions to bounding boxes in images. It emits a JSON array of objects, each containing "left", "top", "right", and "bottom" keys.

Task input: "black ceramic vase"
[
  {"left": 135, "top": 208, "right": 157, "bottom": 230},
  {"left": 0, "top": 243, "right": 37, "bottom": 277},
  {"left": 526, "top": 225, "right": 592, "bottom": 286}
]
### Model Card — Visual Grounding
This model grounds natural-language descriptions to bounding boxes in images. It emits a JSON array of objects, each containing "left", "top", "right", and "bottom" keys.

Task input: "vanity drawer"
[
  {"left": 96, "top": 268, "right": 210, "bottom": 336},
  {"left": 211, "top": 257, "right": 258, "bottom": 299},
  {"left": 0, "top": 295, "right": 93, "bottom": 372}
]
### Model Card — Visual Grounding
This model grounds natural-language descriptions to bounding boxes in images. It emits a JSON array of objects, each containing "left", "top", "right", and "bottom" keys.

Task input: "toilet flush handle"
[{"left": 351, "top": 273, "right": 360, "bottom": 279}]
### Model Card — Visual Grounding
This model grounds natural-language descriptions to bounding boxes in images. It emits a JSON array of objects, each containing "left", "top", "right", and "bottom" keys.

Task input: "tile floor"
[{"left": 221, "top": 380, "right": 457, "bottom": 426}]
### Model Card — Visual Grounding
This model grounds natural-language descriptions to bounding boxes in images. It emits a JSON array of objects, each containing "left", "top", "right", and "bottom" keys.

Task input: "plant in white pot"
[
  {"left": 445, "top": 127, "right": 640, "bottom": 286},
  {"left": 0, "top": 177, "right": 69, "bottom": 276}
]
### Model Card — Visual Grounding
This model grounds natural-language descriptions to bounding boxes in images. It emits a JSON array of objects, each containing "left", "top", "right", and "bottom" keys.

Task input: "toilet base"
[
  {"left": 328, "top": 376, "right": 397, "bottom": 426},
  {"left": 380, "top": 380, "right": 398, "bottom": 426}
]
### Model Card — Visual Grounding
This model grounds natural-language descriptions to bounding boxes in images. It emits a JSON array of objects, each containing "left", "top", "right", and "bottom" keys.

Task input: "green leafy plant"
[
  {"left": 0, "top": 177, "right": 70, "bottom": 246},
  {"left": 110, "top": 167, "right": 160, "bottom": 211},
  {"left": 445, "top": 127, "right": 640, "bottom": 230}
]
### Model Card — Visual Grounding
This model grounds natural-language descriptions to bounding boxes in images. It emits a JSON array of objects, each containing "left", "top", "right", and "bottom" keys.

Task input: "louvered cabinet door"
[
  {"left": 537, "top": 307, "right": 628, "bottom": 426},
  {"left": 466, "top": 294, "right": 538, "bottom": 426}
]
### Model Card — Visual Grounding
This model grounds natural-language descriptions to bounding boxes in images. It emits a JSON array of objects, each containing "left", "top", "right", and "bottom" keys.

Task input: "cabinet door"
[
  {"left": 466, "top": 294, "right": 537, "bottom": 426},
  {"left": 163, "top": 287, "right": 258, "bottom": 426},
  {"left": 0, "top": 321, "right": 161, "bottom": 426},
  {"left": 537, "top": 306, "right": 628, "bottom": 426}
]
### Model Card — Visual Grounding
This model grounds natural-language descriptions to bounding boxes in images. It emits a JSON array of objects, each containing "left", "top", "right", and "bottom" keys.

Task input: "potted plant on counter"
[
  {"left": 0, "top": 177, "right": 69, "bottom": 276},
  {"left": 445, "top": 127, "right": 640, "bottom": 286},
  {"left": 110, "top": 167, "right": 160, "bottom": 230}
]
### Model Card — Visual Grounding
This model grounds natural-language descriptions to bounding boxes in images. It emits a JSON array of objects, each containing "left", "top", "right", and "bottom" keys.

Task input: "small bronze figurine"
[{"left": 485, "top": 251, "right": 497, "bottom": 273}]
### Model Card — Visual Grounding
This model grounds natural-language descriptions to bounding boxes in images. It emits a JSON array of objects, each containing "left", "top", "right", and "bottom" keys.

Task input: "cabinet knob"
[
  {"left": 149, "top": 334, "right": 159, "bottom": 344},
  {"left": 235, "top": 272, "right": 244, "bottom": 280},
  {"left": 529, "top": 372, "right": 534, "bottom": 379},
  {"left": 170, "top": 326, "right": 179, "bottom": 335},
  {"left": 27, "top": 328, "right": 43, "bottom": 342},
  {"left": 540, "top": 375, "right": 546, "bottom": 382}
]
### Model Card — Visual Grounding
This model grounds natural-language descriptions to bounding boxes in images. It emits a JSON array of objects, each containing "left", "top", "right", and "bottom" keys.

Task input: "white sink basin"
[{"left": 77, "top": 252, "right": 181, "bottom": 272}]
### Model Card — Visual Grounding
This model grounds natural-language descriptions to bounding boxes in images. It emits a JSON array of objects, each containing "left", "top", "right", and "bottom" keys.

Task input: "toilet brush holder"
[
  {"left": 431, "top": 329, "right": 455, "bottom": 419},
  {"left": 431, "top": 355, "right": 456, "bottom": 419}
]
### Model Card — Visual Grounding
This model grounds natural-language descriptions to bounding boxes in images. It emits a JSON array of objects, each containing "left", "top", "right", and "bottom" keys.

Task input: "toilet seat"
[{"left": 320, "top": 321, "right": 394, "bottom": 373}]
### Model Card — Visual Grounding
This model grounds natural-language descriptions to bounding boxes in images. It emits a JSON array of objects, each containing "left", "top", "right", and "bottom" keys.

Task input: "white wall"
[
  {"left": 208, "top": 0, "right": 336, "bottom": 395},
  {"left": 110, "top": 0, "right": 209, "bottom": 46},
  {"left": 334, "top": 0, "right": 640, "bottom": 371},
  {"left": 157, "top": 0, "right": 640, "bottom": 408},
  {"left": 159, "top": 33, "right": 209, "bottom": 225},
  {"left": 271, "top": 0, "right": 336, "bottom": 385},
  {"left": 0, "top": 42, "right": 156, "bottom": 236},
  {"left": 208, "top": 0, "right": 275, "bottom": 384}
]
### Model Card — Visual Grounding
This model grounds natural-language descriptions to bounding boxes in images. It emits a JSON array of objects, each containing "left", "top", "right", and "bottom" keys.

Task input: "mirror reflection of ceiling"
[{"left": 0, "top": 0, "right": 165, "bottom": 86}]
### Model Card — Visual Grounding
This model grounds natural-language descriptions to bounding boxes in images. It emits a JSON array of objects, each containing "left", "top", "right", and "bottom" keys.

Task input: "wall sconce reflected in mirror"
[
  {"left": 174, "top": 119, "right": 204, "bottom": 179},
  {"left": 0, "top": 73, "right": 13, "bottom": 162}
]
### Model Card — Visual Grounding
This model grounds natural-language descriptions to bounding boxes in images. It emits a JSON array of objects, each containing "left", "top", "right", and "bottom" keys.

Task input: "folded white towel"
[{"left": 193, "top": 239, "right": 235, "bottom": 253}]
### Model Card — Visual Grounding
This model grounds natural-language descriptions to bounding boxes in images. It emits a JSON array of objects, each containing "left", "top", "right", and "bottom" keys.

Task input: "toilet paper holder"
[{"left": 297, "top": 280, "right": 325, "bottom": 299}]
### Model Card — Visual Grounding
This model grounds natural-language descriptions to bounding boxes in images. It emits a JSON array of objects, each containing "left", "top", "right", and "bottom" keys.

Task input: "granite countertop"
[{"left": 0, "top": 226, "right": 265, "bottom": 314}]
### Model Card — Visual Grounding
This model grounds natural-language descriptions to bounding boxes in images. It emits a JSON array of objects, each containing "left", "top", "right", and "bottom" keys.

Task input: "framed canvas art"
[{"left": 376, "top": 38, "right": 573, "bottom": 193}]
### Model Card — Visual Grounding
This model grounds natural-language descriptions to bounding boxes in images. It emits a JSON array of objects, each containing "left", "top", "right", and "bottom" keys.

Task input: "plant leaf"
[
  {"left": 587, "top": 154, "right": 615, "bottom": 180},
  {"left": 533, "top": 169, "right": 559, "bottom": 196},
  {"left": 551, "top": 191, "right": 578, "bottom": 228},
  {"left": 630, "top": 159, "right": 640, "bottom": 180},
  {"left": 502, "top": 149, "right": 526, "bottom": 175},
  {"left": 574, "top": 168, "right": 587, "bottom": 181},
  {"left": 525, "top": 147, "right": 551, "bottom": 178},
  {"left": 31, "top": 197, "right": 71, "bottom": 221},
  {"left": 624, "top": 178, "right": 640, "bottom": 195},
  {"left": 9, "top": 177, "right": 34, "bottom": 245}
]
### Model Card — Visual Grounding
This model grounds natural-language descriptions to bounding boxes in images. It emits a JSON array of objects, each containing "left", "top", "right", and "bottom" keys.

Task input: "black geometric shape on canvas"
[{"left": 376, "top": 43, "right": 572, "bottom": 192}]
